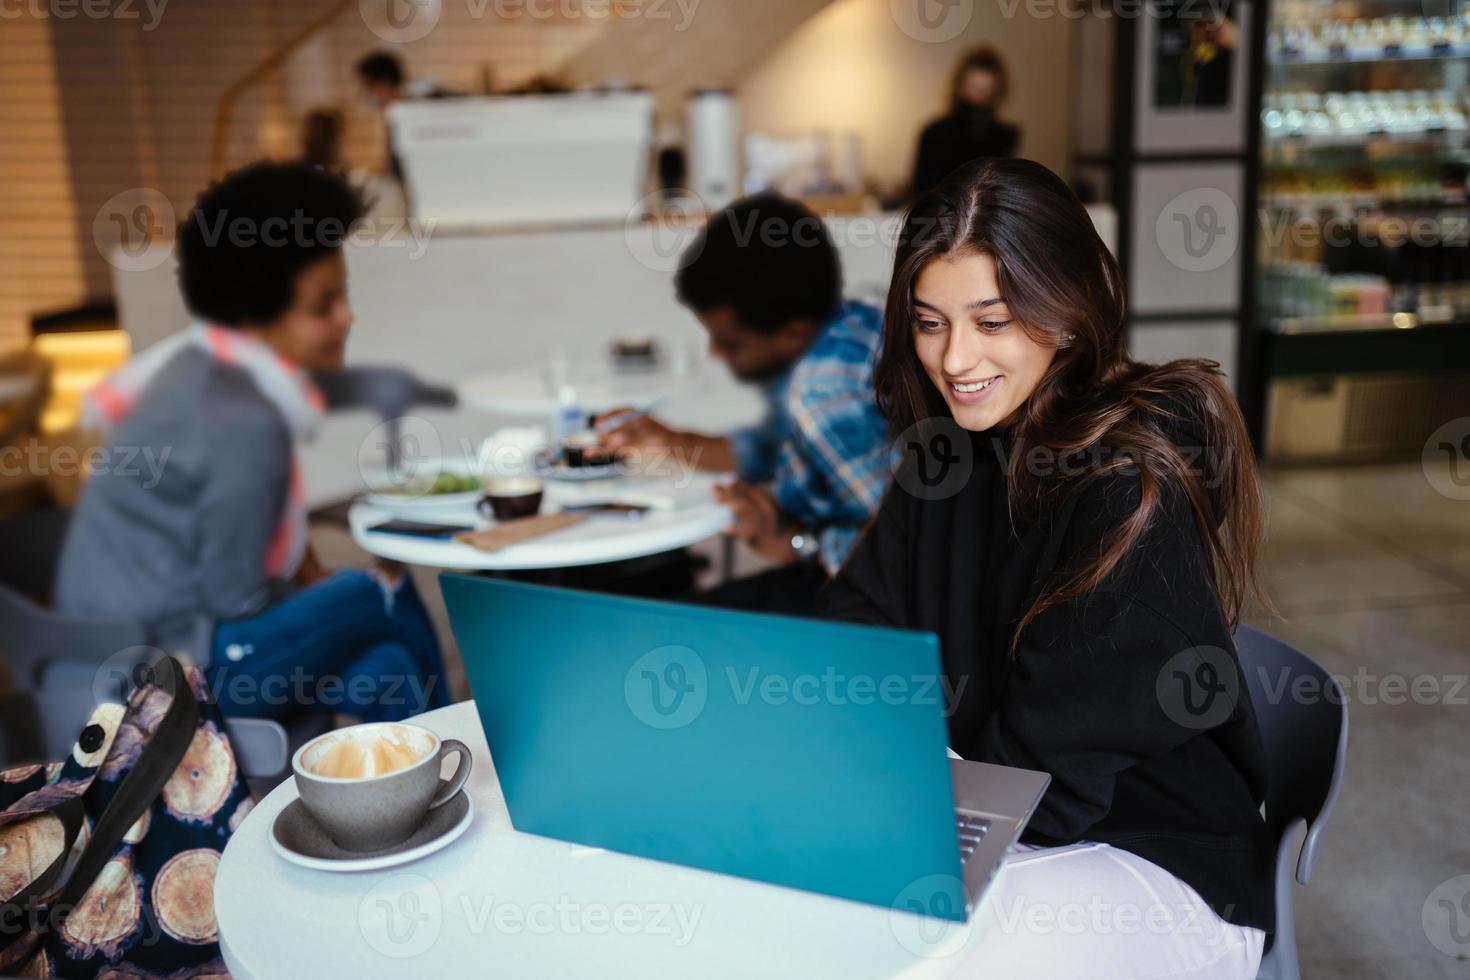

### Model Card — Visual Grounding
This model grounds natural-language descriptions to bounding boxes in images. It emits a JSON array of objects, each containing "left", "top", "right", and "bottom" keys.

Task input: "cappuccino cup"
[{"left": 291, "top": 722, "right": 472, "bottom": 851}]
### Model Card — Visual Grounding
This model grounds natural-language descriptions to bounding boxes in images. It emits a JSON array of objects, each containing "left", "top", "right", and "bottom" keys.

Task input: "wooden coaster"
[{"left": 454, "top": 512, "right": 584, "bottom": 552}]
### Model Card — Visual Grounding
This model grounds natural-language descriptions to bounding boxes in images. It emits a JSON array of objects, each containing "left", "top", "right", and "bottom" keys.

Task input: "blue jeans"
[{"left": 209, "top": 570, "right": 449, "bottom": 723}]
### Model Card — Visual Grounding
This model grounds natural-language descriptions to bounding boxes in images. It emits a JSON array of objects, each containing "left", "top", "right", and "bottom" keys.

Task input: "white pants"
[{"left": 935, "top": 842, "right": 1265, "bottom": 979}]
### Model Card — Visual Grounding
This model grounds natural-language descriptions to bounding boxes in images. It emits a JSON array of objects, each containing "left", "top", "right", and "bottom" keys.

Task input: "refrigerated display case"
[{"left": 1256, "top": 0, "right": 1470, "bottom": 459}]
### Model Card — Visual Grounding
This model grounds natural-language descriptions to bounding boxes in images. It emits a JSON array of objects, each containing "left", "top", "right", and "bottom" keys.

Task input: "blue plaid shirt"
[{"left": 727, "top": 300, "right": 890, "bottom": 572}]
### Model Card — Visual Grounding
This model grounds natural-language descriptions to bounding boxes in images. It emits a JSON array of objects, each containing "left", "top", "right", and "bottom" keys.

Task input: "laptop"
[{"left": 441, "top": 575, "right": 1049, "bottom": 922}]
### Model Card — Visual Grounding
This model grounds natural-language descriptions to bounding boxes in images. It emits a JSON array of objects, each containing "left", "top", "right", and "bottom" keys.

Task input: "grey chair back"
[
  {"left": 1234, "top": 624, "right": 1349, "bottom": 980},
  {"left": 0, "top": 584, "right": 294, "bottom": 784},
  {"left": 312, "top": 366, "right": 457, "bottom": 471},
  {"left": 0, "top": 507, "right": 71, "bottom": 603},
  {"left": 0, "top": 584, "right": 150, "bottom": 760}
]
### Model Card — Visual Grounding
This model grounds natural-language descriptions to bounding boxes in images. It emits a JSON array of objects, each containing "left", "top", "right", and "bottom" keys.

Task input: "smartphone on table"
[{"left": 367, "top": 519, "right": 474, "bottom": 540}]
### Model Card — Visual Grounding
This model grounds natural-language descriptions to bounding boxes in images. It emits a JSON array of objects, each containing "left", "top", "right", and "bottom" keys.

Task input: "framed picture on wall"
[
  {"left": 1154, "top": 0, "right": 1237, "bottom": 109},
  {"left": 1134, "top": 0, "right": 1254, "bottom": 152}
]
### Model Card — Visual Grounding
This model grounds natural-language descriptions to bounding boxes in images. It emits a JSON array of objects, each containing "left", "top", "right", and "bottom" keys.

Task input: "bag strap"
[
  {"left": 54, "top": 656, "right": 199, "bottom": 913},
  {"left": 0, "top": 656, "right": 199, "bottom": 937},
  {"left": 0, "top": 795, "right": 85, "bottom": 945}
]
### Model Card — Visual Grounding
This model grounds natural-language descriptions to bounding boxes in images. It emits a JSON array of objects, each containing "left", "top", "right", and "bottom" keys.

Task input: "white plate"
[
  {"left": 363, "top": 461, "right": 485, "bottom": 514},
  {"left": 270, "top": 794, "right": 474, "bottom": 873},
  {"left": 364, "top": 489, "right": 483, "bottom": 515}
]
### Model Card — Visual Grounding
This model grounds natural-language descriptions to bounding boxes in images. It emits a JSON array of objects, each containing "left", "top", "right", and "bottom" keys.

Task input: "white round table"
[
  {"left": 457, "top": 359, "right": 698, "bottom": 417},
  {"left": 347, "top": 473, "right": 732, "bottom": 571},
  {"left": 215, "top": 702, "right": 984, "bottom": 979}
]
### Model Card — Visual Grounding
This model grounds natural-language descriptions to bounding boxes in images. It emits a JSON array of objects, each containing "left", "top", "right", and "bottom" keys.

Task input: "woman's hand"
[{"left": 716, "top": 481, "right": 798, "bottom": 564}]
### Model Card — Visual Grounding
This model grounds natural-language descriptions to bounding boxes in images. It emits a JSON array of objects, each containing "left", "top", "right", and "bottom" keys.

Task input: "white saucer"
[
  {"left": 535, "top": 461, "right": 622, "bottom": 482},
  {"left": 270, "top": 791, "right": 474, "bottom": 873}
]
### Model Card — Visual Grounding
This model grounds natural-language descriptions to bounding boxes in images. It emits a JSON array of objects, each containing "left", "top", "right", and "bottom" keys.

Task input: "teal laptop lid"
[{"left": 441, "top": 575, "right": 967, "bottom": 919}]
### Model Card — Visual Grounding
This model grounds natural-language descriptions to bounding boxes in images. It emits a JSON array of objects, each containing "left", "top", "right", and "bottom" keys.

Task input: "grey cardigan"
[{"left": 56, "top": 348, "right": 294, "bottom": 658}]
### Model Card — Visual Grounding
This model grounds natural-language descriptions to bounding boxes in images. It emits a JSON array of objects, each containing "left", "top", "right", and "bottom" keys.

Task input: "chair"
[
  {"left": 0, "top": 507, "right": 71, "bottom": 602},
  {"left": 0, "top": 584, "right": 324, "bottom": 789},
  {"left": 311, "top": 366, "right": 458, "bottom": 472},
  {"left": 0, "top": 348, "right": 48, "bottom": 444},
  {"left": 1234, "top": 625, "right": 1349, "bottom": 980},
  {"left": 0, "top": 349, "right": 52, "bottom": 524}
]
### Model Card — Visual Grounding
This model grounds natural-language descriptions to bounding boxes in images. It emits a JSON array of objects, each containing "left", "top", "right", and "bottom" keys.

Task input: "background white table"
[
  {"left": 215, "top": 702, "right": 986, "bottom": 979},
  {"left": 457, "top": 355, "right": 704, "bottom": 417},
  {"left": 347, "top": 473, "right": 733, "bottom": 571}
]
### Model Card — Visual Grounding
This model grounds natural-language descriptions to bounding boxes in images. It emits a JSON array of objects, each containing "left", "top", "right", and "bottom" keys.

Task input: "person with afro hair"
[{"left": 58, "top": 161, "right": 449, "bottom": 724}]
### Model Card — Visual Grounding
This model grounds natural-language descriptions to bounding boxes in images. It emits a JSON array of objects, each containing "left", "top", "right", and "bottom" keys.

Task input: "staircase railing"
[{"left": 209, "top": 0, "right": 357, "bottom": 180}]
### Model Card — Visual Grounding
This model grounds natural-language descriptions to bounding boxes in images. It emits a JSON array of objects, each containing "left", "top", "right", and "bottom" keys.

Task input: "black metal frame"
[
  {"left": 1098, "top": 0, "right": 1270, "bottom": 450},
  {"left": 1238, "top": 0, "right": 1271, "bottom": 448}
]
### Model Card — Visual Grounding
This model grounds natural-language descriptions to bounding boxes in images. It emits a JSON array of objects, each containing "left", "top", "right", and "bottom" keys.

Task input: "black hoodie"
[{"left": 820, "top": 406, "right": 1275, "bottom": 933}]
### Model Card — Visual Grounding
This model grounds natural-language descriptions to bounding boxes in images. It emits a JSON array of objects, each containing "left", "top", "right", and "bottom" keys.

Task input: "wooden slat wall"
[
  {"left": 0, "top": 13, "right": 85, "bottom": 350},
  {"left": 5, "top": 0, "right": 618, "bottom": 340}
]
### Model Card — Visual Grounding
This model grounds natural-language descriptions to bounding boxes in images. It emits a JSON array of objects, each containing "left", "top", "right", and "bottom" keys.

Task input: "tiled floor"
[
  {"left": 314, "top": 460, "right": 1470, "bottom": 977},
  {"left": 1247, "top": 462, "right": 1470, "bottom": 980}
]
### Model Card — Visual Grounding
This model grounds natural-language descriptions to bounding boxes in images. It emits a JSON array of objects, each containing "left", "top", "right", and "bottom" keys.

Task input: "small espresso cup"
[
  {"left": 291, "top": 722, "right": 472, "bottom": 852},
  {"left": 561, "top": 433, "right": 618, "bottom": 470},
  {"left": 478, "top": 476, "right": 544, "bottom": 522}
]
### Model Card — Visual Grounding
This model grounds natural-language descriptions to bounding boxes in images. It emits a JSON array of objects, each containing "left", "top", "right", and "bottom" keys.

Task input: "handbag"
[{"left": 0, "top": 656, "right": 253, "bottom": 978}]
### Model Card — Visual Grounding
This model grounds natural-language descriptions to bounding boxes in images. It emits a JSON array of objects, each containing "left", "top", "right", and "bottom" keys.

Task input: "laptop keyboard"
[{"left": 955, "top": 814, "right": 991, "bottom": 864}]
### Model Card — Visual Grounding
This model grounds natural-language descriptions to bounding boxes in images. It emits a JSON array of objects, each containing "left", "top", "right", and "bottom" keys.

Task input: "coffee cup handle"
[{"left": 429, "top": 738, "right": 472, "bottom": 809}]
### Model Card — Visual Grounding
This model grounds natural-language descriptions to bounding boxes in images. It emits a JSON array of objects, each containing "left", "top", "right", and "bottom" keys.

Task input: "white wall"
[{"left": 738, "top": 0, "right": 1077, "bottom": 195}]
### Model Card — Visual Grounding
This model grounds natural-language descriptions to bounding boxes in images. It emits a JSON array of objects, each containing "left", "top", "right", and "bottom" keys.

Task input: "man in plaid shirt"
[{"left": 598, "top": 194, "right": 889, "bottom": 613}]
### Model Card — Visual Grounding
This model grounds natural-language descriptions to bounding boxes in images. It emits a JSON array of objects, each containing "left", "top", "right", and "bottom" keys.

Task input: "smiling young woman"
[
  {"left": 908, "top": 250, "right": 1054, "bottom": 432},
  {"left": 823, "top": 158, "right": 1274, "bottom": 978},
  {"left": 877, "top": 156, "right": 1268, "bottom": 647}
]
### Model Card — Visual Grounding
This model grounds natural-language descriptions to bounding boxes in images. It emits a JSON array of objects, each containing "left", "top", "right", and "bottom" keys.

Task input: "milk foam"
[{"left": 303, "top": 724, "right": 434, "bottom": 779}]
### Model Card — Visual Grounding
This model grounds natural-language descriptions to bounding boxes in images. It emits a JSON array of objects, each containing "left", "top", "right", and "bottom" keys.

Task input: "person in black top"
[
  {"left": 356, "top": 51, "right": 410, "bottom": 198},
  {"left": 822, "top": 158, "right": 1273, "bottom": 977},
  {"left": 909, "top": 46, "right": 1021, "bottom": 199},
  {"left": 356, "top": 51, "right": 406, "bottom": 109}
]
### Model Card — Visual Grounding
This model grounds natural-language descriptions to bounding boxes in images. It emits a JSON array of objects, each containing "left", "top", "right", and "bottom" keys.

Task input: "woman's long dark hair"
[{"left": 876, "top": 157, "right": 1268, "bottom": 649}]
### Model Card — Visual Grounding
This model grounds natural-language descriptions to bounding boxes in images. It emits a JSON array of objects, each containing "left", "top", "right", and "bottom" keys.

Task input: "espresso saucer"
[
  {"left": 533, "top": 460, "right": 621, "bottom": 482},
  {"left": 270, "top": 784, "right": 474, "bottom": 873}
]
